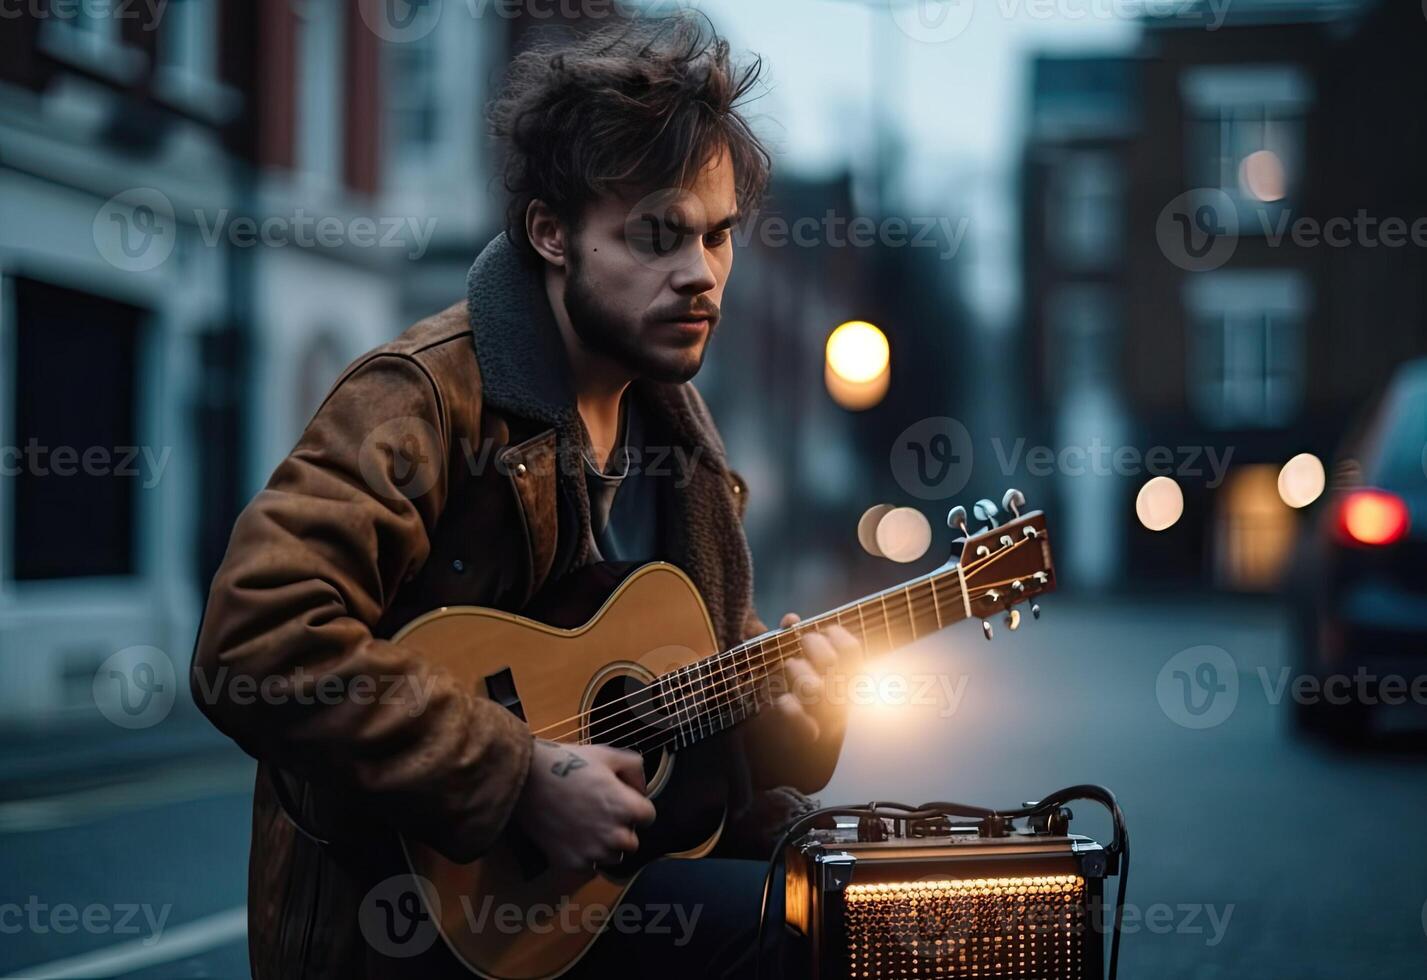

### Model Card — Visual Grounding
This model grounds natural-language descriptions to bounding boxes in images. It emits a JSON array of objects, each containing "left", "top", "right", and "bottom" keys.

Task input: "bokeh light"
[
  {"left": 857, "top": 504, "right": 895, "bottom": 557},
  {"left": 825, "top": 321, "right": 890, "bottom": 410},
  {"left": 874, "top": 507, "right": 932, "bottom": 563},
  {"left": 1136, "top": 476, "right": 1184, "bottom": 532},
  {"left": 1277, "top": 453, "right": 1325, "bottom": 508},
  {"left": 1238, "top": 149, "right": 1287, "bottom": 202}
]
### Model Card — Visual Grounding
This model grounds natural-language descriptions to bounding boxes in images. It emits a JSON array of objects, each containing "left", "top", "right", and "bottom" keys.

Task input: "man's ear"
[{"left": 525, "top": 199, "right": 568, "bottom": 269}]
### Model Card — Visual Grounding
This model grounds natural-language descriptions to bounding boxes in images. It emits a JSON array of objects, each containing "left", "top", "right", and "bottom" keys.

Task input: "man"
[{"left": 191, "top": 14, "right": 856, "bottom": 980}]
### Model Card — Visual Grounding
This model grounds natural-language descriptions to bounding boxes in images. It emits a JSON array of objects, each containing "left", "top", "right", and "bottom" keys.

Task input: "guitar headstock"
[{"left": 947, "top": 488, "right": 1056, "bottom": 635}]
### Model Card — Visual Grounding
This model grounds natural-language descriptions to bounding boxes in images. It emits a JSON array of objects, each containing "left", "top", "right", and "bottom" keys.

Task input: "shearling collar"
[{"left": 464, "top": 231, "right": 727, "bottom": 468}]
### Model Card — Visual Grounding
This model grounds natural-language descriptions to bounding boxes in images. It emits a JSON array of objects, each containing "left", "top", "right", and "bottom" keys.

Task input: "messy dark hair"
[{"left": 486, "top": 12, "right": 772, "bottom": 263}]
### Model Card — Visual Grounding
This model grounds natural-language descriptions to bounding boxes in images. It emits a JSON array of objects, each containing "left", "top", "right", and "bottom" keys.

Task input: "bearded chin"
[{"left": 562, "top": 264, "right": 707, "bottom": 384}]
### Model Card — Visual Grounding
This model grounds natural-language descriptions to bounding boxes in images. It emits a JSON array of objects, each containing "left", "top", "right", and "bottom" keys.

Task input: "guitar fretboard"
[{"left": 648, "top": 558, "right": 996, "bottom": 751}]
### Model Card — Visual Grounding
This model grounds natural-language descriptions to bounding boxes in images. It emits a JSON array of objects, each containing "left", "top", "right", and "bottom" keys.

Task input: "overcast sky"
[{"left": 701, "top": 0, "right": 1139, "bottom": 203}]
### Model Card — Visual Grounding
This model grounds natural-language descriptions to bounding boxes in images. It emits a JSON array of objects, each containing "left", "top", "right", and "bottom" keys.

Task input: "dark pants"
[{"left": 566, "top": 858, "right": 803, "bottom": 980}]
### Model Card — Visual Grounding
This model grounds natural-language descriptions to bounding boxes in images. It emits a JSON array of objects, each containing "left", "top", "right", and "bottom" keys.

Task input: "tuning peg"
[
  {"left": 1003, "top": 609, "right": 1021, "bottom": 631},
  {"left": 981, "top": 620, "right": 993, "bottom": 641},
  {"left": 1002, "top": 488, "right": 1025, "bottom": 518},
  {"left": 1031, "top": 602, "right": 1041, "bottom": 620},
  {"left": 973, "top": 498, "right": 1000, "bottom": 528},
  {"left": 946, "top": 505, "right": 969, "bottom": 536}
]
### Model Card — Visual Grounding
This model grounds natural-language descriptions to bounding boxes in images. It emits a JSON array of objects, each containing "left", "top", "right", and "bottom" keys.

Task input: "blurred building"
[
  {"left": 706, "top": 171, "right": 971, "bottom": 617},
  {"left": 1021, "top": 0, "right": 1427, "bottom": 592},
  {"left": 0, "top": 0, "right": 506, "bottom": 724}
]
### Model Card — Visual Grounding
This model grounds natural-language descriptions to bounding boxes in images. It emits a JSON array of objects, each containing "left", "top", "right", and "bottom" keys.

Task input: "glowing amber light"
[
  {"left": 1337, "top": 489, "right": 1410, "bottom": 546},
  {"left": 826, "top": 321, "right": 889, "bottom": 383},
  {"left": 845, "top": 874, "right": 1084, "bottom": 900}
]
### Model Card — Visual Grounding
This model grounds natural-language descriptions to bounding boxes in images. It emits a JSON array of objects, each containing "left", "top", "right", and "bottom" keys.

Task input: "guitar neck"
[{"left": 653, "top": 562, "right": 983, "bottom": 751}]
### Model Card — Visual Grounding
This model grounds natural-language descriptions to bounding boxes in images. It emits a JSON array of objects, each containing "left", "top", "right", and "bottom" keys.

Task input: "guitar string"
[
  {"left": 525, "top": 538, "right": 1032, "bottom": 743},
  {"left": 529, "top": 540, "right": 1037, "bottom": 747},
  {"left": 529, "top": 539, "right": 1039, "bottom": 745},
  {"left": 608, "top": 576, "right": 1032, "bottom": 758}
]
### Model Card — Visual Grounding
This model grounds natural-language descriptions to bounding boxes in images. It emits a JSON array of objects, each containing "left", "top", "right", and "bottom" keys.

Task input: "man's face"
[{"left": 560, "top": 147, "right": 737, "bottom": 384}]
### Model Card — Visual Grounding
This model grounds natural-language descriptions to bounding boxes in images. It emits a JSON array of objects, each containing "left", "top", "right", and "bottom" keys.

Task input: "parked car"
[{"left": 1288, "top": 359, "right": 1427, "bottom": 741}]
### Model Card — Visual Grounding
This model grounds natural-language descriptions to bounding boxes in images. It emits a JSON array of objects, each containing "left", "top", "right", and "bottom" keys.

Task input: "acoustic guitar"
[{"left": 394, "top": 489, "right": 1056, "bottom": 978}]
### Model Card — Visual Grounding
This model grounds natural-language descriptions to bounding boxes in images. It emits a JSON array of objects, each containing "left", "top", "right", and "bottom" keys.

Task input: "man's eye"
[{"left": 705, "top": 229, "right": 730, "bottom": 247}]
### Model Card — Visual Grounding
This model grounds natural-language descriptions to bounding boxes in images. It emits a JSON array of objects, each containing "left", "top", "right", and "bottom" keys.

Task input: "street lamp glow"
[
  {"left": 1136, "top": 476, "right": 1184, "bottom": 532},
  {"left": 826, "top": 321, "right": 889, "bottom": 383},
  {"left": 1277, "top": 453, "right": 1325, "bottom": 508}
]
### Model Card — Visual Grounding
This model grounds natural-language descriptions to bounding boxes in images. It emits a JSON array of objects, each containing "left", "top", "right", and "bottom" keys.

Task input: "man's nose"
[{"left": 668, "top": 242, "right": 717, "bottom": 294}]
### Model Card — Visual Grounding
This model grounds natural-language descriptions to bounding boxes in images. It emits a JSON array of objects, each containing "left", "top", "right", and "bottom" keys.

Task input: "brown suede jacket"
[{"left": 189, "top": 232, "right": 841, "bottom": 979}]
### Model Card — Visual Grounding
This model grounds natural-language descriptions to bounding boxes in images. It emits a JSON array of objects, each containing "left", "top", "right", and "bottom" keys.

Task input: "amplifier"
[{"left": 784, "top": 817, "right": 1113, "bottom": 979}]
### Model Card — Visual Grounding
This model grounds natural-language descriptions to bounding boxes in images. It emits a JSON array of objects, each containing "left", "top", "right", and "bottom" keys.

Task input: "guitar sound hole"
[{"left": 587, "top": 674, "right": 672, "bottom": 786}]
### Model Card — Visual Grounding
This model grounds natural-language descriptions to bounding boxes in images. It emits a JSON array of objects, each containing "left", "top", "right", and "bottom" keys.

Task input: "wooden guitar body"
[
  {"left": 386, "top": 502, "right": 1058, "bottom": 979},
  {"left": 393, "top": 561, "right": 729, "bottom": 980}
]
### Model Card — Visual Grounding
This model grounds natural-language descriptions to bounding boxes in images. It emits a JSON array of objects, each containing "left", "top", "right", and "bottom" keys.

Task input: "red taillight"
[{"left": 1335, "top": 489, "right": 1410, "bottom": 547}]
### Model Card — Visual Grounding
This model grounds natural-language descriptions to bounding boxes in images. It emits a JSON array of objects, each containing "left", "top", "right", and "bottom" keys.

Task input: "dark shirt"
[{"left": 583, "top": 394, "right": 662, "bottom": 563}]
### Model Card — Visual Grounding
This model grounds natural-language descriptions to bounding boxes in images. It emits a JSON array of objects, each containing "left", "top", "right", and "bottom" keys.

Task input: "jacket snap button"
[
  {"left": 515, "top": 463, "right": 528, "bottom": 478},
  {"left": 452, "top": 559, "right": 466, "bottom": 573},
  {"left": 732, "top": 482, "right": 741, "bottom": 494}
]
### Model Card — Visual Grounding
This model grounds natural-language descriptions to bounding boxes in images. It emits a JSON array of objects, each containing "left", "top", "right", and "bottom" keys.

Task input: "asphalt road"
[{"left": 3, "top": 596, "right": 1426, "bottom": 977}]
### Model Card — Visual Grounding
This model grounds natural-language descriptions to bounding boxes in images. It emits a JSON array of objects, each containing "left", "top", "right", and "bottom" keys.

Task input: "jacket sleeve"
[{"left": 190, "top": 353, "right": 532, "bottom": 863}]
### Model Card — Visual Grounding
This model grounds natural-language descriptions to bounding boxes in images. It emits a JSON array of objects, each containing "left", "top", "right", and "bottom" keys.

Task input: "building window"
[
  {"left": 9, "top": 278, "right": 144, "bottom": 581},
  {"left": 1045, "top": 150, "right": 1122, "bottom": 270},
  {"left": 385, "top": 31, "right": 442, "bottom": 175},
  {"left": 297, "top": 0, "right": 348, "bottom": 190},
  {"left": 1185, "top": 272, "right": 1307, "bottom": 428},
  {"left": 1182, "top": 65, "right": 1311, "bottom": 232},
  {"left": 37, "top": 0, "right": 145, "bottom": 80}
]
